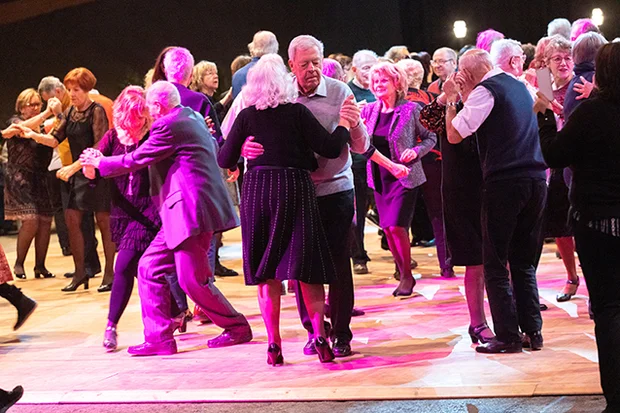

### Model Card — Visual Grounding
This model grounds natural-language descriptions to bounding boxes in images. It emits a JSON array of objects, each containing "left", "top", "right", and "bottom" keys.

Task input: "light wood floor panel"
[{"left": 0, "top": 225, "right": 602, "bottom": 403}]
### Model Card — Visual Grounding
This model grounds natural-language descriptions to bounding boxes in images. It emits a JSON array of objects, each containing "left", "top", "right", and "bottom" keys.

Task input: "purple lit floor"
[{"left": 0, "top": 225, "right": 601, "bottom": 404}]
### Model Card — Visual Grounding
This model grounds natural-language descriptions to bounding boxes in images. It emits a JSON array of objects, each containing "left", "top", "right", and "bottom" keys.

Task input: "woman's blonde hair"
[
  {"left": 369, "top": 62, "right": 408, "bottom": 100},
  {"left": 191, "top": 61, "right": 217, "bottom": 92},
  {"left": 15, "top": 88, "right": 41, "bottom": 114},
  {"left": 243, "top": 53, "right": 297, "bottom": 110},
  {"left": 113, "top": 86, "right": 150, "bottom": 140}
]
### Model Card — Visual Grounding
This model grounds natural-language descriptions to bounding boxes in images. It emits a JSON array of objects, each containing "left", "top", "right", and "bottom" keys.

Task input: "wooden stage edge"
[{"left": 18, "top": 385, "right": 602, "bottom": 404}]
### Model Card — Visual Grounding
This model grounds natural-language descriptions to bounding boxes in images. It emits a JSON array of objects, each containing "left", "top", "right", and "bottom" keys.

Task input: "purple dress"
[{"left": 97, "top": 129, "right": 161, "bottom": 251}]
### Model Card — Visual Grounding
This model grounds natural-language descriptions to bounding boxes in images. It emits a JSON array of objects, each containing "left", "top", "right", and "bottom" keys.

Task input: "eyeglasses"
[
  {"left": 431, "top": 58, "right": 454, "bottom": 67},
  {"left": 24, "top": 102, "right": 42, "bottom": 108},
  {"left": 550, "top": 55, "right": 573, "bottom": 65}
]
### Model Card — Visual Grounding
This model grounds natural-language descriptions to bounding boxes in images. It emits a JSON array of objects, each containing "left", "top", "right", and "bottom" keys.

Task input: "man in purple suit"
[{"left": 81, "top": 81, "right": 252, "bottom": 355}]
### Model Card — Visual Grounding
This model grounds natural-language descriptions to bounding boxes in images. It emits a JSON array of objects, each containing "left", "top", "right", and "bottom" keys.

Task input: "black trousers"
[
  {"left": 482, "top": 178, "right": 546, "bottom": 343},
  {"left": 296, "top": 189, "right": 355, "bottom": 342},
  {"left": 574, "top": 220, "right": 620, "bottom": 411},
  {"left": 350, "top": 161, "right": 370, "bottom": 265},
  {"left": 420, "top": 158, "right": 448, "bottom": 269}
]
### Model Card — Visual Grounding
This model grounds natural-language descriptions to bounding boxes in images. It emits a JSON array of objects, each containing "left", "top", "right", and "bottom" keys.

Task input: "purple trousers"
[{"left": 137, "top": 230, "right": 250, "bottom": 343}]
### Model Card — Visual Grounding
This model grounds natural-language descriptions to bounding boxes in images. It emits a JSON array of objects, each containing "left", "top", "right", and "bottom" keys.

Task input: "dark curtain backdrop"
[{"left": 0, "top": 0, "right": 618, "bottom": 123}]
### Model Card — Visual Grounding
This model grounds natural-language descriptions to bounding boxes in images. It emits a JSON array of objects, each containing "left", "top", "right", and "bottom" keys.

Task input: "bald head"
[
  {"left": 146, "top": 81, "right": 181, "bottom": 119},
  {"left": 249, "top": 31, "right": 279, "bottom": 57},
  {"left": 459, "top": 49, "right": 493, "bottom": 80}
]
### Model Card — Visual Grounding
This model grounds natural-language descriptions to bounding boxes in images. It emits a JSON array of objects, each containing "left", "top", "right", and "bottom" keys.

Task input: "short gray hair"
[
  {"left": 288, "top": 35, "right": 324, "bottom": 62},
  {"left": 147, "top": 81, "right": 181, "bottom": 109},
  {"left": 163, "top": 47, "right": 194, "bottom": 84},
  {"left": 384, "top": 45, "right": 409, "bottom": 62},
  {"left": 243, "top": 54, "right": 297, "bottom": 110},
  {"left": 38, "top": 76, "right": 64, "bottom": 95},
  {"left": 352, "top": 49, "right": 378, "bottom": 68},
  {"left": 433, "top": 47, "right": 457, "bottom": 61},
  {"left": 547, "top": 18, "right": 571, "bottom": 40},
  {"left": 248, "top": 31, "right": 279, "bottom": 57},
  {"left": 490, "top": 39, "right": 523, "bottom": 67},
  {"left": 573, "top": 32, "right": 608, "bottom": 64}
]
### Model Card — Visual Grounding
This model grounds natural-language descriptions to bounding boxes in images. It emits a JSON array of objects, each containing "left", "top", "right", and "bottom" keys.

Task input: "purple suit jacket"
[{"left": 99, "top": 106, "right": 239, "bottom": 249}]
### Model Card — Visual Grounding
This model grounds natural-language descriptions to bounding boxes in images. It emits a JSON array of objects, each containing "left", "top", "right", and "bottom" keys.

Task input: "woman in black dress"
[
  {"left": 218, "top": 54, "right": 351, "bottom": 365},
  {"left": 535, "top": 42, "right": 620, "bottom": 413},
  {"left": 4, "top": 89, "right": 60, "bottom": 279},
  {"left": 19, "top": 68, "right": 114, "bottom": 292},
  {"left": 360, "top": 62, "right": 437, "bottom": 297},
  {"left": 420, "top": 77, "right": 496, "bottom": 345}
]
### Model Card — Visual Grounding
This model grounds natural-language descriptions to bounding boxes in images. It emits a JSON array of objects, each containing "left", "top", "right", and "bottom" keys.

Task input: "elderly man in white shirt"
[{"left": 444, "top": 49, "right": 548, "bottom": 354}]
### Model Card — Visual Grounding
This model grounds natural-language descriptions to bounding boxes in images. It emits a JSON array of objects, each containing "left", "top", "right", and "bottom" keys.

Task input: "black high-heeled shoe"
[
  {"left": 14, "top": 272, "right": 26, "bottom": 280},
  {"left": 62, "top": 276, "right": 89, "bottom": 292},
  {"left": 556, "top": 278, "right": 579, "bottom": 302},
  {"left": 314, "top": 336, "right": 334, "bottom": 363},
  {"left": 103, "top": 326, "right": 118, "bottom": 352},
  {"left": 392, "top": 277, "right": 416, "bottom": 297},
  {"left": 468, "top": 322, "right": 495, "bottom": 344},
  {"left": 97, "top": 283, "right": 112, "bottom": 293},
  {"left": 267, "top": 343, "right": 284, "bottom": 366},
  {"left": 34, "top": 268, "right": 55, "bottom": 279}
]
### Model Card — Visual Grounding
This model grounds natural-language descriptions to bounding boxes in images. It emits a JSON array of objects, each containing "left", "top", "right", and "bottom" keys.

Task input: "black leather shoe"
[
  {"left": 0, "top": 385, "right": 24, "bottom": 412},
  {"left": 303, "top": 337, "right": 317, "bottom": 355},
  {"left": 353, "top": 263, "right": 368, "bottom": 275},
  {"left": 314, "top": 336, "right": 335, "bottom": 363},
  {"left": 214, "top": 263, "right": 238, "bottom": 277},
  {"left": 34, "top": 267, "right": 55, "bottom": 279},
  {"left": 441, "top": 267, "right": 456, "bottom": 278},
  {"left": 61, "top": 246, "right": 72, "bottom": 256},
  {"left": 475, "top": 339, "right": 522, "bottom": 354},
  {"left": 522, "top": 331, "right": 543, "bottom": 351},
  {"left": 207, "top": 328, "right": 252, "bottom": 348},
  {"left": 128, "top": 339, "right": 177, "bottom": 356},
  {"left": 332, "top": 337, "right": 352, "bottom": 357}
]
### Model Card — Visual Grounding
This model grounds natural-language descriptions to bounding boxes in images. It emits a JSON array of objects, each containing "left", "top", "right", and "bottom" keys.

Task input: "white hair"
[
  {"left": 433, "top": 47, "right": 457, "bottom": 61},
  {"left": 573, "top": 32, "right": 608, "bottom": 64},
  {"left": 396, "top": 59, "right": 424, "bottom": 88},
  {"left": 38, "top": 76, "right": 64, "bottom": 95},
  {"left": 288, "top": 35, "right": 324, "bottom": 62},
  {"left": 248, "top": 31, "right": 279, "bottom": 57},
  {"left": 490, "top": 39, "right": 523, "bottom": 68},
  {"left": 163, "top": 47, "right": 194, "bottom": 84},
  {"left": 352, "top": 49, "right": 378, "bottom": 68},
  {"left": 243, "top": 54, "right": 297, "bottom": 110},
  {"left": 147, "top": 81, "right": 181, "bottom": 109},
  {"left": 547, "top": 18, "right": 571, "bottom": 40}
]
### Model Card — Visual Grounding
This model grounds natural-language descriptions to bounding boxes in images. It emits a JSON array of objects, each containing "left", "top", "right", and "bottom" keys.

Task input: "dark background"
[{"left": 1, "top": 0, "right": 618, "bottom": 123}]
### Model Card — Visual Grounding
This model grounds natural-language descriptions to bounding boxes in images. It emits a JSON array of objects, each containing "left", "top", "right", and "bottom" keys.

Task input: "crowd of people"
[{"left": 1, "top": 16, "right": 619, "bottom": 413}]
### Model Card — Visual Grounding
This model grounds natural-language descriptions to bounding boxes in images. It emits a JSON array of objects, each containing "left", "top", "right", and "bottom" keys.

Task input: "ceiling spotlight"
[
  {"left": 454, "top": 20, "right": 467, "bottom": 39},
  {"left": 592, "top": 8, "right": 604, "bottom": 26}
]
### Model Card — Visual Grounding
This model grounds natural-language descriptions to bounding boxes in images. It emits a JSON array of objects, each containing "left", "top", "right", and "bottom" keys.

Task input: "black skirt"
[
  {"left": 240, "top": 167, "right": 336, "bottom": 286},
  {"left": 543, "top": 168, "right": 573, "bottom": 238},
  {"left": 372, "top": 163, "right": 418, "bottom": 228},
  {"left": 61, "top": 172, "right": 111, "bottom": 212}
]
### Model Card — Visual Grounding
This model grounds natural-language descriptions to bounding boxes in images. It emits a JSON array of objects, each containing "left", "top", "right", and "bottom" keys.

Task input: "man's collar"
[
  {"left": 352, "top": 78, "right": 369, "bottom": 90},
  {"left": 296, "top": 75, "right": 327, "bottom": 98},
  {"left": 481, "top": 67, "right": 504, "bottom": 82}
]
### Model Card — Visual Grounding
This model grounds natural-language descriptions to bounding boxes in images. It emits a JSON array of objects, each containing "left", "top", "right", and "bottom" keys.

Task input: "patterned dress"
[{"left": 4, "top": 117, "right": 54, "bottom": 220}]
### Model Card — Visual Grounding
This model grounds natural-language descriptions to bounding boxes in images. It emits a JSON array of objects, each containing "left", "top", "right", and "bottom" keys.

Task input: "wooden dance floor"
[{"left": 0, "top": 224, "right": 602, "bottom": 404}]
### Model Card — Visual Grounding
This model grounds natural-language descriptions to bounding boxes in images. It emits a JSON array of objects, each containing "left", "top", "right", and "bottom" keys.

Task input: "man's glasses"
[{"left": 431, "top": 58, "right": 454, "bottom": 67}]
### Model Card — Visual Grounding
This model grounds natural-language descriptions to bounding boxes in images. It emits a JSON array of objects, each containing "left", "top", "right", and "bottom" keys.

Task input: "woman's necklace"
[{"left": 124, "top": 144, "right": 134, "bottom": 196}]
